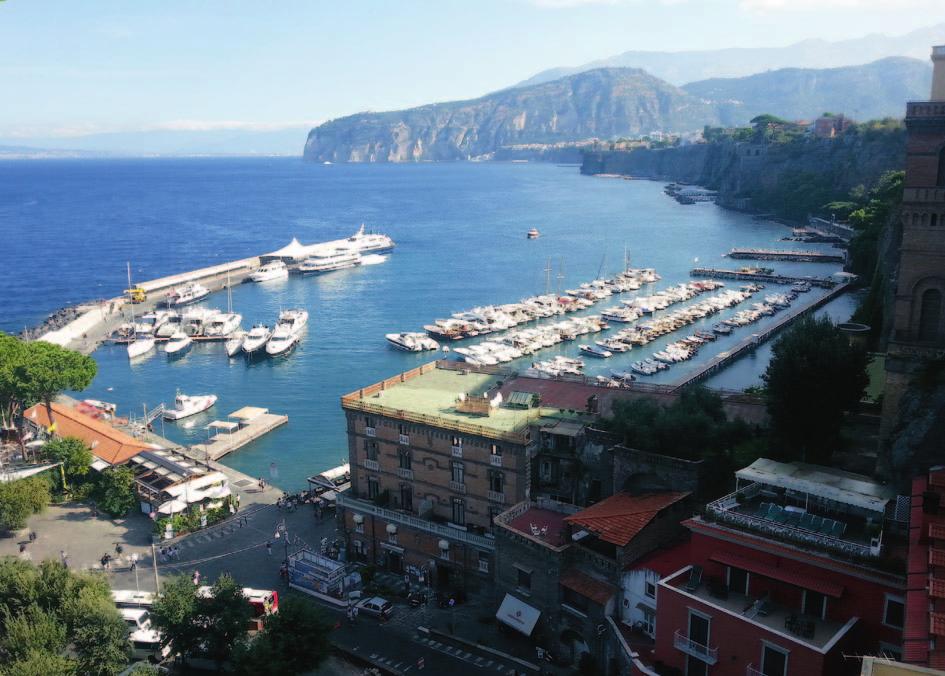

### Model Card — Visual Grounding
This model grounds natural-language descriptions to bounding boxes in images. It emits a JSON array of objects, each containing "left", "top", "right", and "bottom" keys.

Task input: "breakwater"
[{"left": 690, "top": 267, "right": 838, "bottom": 288}]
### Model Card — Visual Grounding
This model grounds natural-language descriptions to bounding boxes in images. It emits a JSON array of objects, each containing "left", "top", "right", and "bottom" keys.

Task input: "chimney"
[{"left": 933, "top": 45, "right": 945, "bottom": 101}]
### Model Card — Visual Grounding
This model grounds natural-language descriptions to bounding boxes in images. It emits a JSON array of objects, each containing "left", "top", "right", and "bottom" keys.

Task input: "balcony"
[
  {"left": 488, "top": 490, "right": 506, "bottom": 504},
  {"left": 396, "top": 467, "right": 414, "bottom": 480},
  {"left": 451, "top": 445, "right": 463, "bottom": 458},
  {"left": 363, "top": 459, "right": 379, "bottom": 471},
  {"left": 399, "top": 434, "right": 410, "bottom": 446},
  {"left": 746, "top": 665, "right": 763, "bottom": 676},
  {"left": 449, "top": 481, "right": 467, "bottom": 494},
  {"left": 336, "top": 492, "right": 494, "bottom": 550},
  {"left": 673, "top": 630, "right": 718, "bottom": 665},
  {"left": 490, "top": 454, "right": 503, "bottom": 467},
  {"left": 365, "top": 426, "right": 376, "bottom": 437}
]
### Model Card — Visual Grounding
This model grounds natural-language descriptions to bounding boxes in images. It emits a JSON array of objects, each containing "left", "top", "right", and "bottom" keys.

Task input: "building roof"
[
  {"left": 565, "top": 492, "right": 689, "bottom": 547},
  {"left": 559, "top": 569, "right": 618, "bottom": 605},
  {"left": 709, "top": 551, "right": 844, "bottom": 598},
  {"left": 736, "top": 458, "right": 895, "bottom": 512},
  {"left": 24, "top": 402, "right": 152, "bottom": 465},
  {"left": 507, "top": 506, "right": 572, "bottom": 547}
]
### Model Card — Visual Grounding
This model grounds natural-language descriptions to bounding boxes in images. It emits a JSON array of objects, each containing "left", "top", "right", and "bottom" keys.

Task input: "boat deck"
[{"left": 190, "top": 411, "right": 288, "bottom": 461}]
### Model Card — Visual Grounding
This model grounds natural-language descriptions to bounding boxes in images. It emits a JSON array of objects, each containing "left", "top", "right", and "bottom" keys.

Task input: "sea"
[{"left": 0, "top": 158, "right": 859, "bottom": 489}]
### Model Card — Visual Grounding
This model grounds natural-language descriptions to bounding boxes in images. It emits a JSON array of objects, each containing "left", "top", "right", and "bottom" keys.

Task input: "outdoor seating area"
[{"left": 753, "top": 502, "right": 848, "bottom": 538}]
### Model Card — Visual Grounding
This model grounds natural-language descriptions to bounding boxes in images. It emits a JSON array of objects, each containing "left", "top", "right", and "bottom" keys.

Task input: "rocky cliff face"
[{"left": 304, "top": 69, "right": 718, "bottom": 163}]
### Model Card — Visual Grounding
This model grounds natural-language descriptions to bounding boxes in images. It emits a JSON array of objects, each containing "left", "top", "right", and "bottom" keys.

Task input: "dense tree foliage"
[
  {"left": 234, "top": 597, "right": 331, "bottom": 675},
  {"left": 0, "top": 477, "right": 50, "bottom": 532},
  {"left": 0, "top": 558, "right": 129, "bottom": 676},
  {"left": 43, "top": 437, "right": 93, "bottom": 486},
  {"left": 94, "top": 466, "right": 136, "bottom": 518},
  {"left": 763, "top": 316, "right": 869, "bottom": 461}
]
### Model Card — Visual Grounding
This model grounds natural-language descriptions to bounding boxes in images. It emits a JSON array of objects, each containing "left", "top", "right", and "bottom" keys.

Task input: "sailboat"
[{"left": 125, "top": 263, "right": 155, "bottom": 359}]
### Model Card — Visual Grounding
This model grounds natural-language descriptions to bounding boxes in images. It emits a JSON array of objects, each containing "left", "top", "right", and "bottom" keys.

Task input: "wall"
[{"left": 613, "top": 447, "right": 704, "bottom": 497}]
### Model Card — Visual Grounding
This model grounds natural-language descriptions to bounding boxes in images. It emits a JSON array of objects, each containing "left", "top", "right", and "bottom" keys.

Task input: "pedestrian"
[
  {"left": 60, "top": 550, "right": 68, "bottom": 568},
  {"left": 18, "top": 543, "right": 25, "bottom": 554},
  {"left": 192, "top": 570, "right": 201, "bottom": 586},
  {"left": 28, "top": 531, "right": 36, "bottom": 542},
  {"left": 115, "top": 543, "right": 123, "bottom": 556},
  {"left": 266, "top": 541, "right": 272, "bottom": 555},
  {"left": 236, "top": 494, "right": 241, "bottom": 509},
  {"left": 130, "top": 554, "right": 138, "bottom": 572}
]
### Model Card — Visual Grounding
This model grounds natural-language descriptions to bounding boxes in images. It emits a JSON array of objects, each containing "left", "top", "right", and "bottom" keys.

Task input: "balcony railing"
[
  {"left": 399, "top": 434, "right": 410, "bottom": 446},
  {"left": 451, "top": 445, "right": 463, "bottom": 458},
  {"left": 490, "top": 454, "right": 503, "bottom": 467},
  {"left": 363, "top": 459, "right": 379, "bottom": 471},
  {"left": 673, "top": 630, "right": 718, "bottom": 665},
  {"left": 449, "top": 481, "right": 467, "bottom": 494},
  {"left": 488, "top": 490, "right": 506, "bottom": 504},
  {"left": 365, "top": 426, "right": 376, "bottom": 437},
  {"left": 336, "top": 492, "right": 494, "bottom": 550},
  {"left": 396, "top": 467, "right": 413, "bottom": 480},
  {"left": 746, "top": 665, "right": 763, "bottom": 676}
]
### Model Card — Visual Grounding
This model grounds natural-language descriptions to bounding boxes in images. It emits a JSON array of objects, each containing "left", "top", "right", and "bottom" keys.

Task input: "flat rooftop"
[{"left": 507, "top": 507, "right": 572, "bottom": 547}]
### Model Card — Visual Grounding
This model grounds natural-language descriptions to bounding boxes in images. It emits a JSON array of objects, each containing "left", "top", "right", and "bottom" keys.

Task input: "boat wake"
[{"left": 360, "top": 254, "right": 388, "bottom": 266}]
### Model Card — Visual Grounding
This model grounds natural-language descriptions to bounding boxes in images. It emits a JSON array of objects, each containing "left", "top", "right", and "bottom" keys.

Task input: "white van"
[{"left": 119, "top": 608, "right": 170, "bottom": 663}]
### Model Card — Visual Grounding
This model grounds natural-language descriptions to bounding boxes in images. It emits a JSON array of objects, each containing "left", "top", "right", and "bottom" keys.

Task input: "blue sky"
[{"left": 2, "top": 0, "right": 945, "bottom": 139}]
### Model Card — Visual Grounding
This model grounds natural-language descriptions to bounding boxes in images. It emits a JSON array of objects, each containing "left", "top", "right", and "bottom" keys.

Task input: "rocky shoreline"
[{"left": 19, "top": 303, "right": 98, "bottom": 341}]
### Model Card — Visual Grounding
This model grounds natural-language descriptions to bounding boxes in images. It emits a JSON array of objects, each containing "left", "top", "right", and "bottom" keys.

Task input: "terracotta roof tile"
[
  {"left": 931, "top": 612, "right": 945, "bottom": 638},
  {"left": 565, "top": 492, "right": 690, "bottom": 547},
  {"left": 559, "top": 569, "right": 618, "bottom": 605},
  {"left": 25, "top": 403, "right": 151, "bottom": 465}
]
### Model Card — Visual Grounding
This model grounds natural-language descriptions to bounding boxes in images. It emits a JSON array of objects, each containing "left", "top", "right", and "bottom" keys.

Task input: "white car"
[{"left": 356, "top": 596, "right": 393, "bottom": 619}]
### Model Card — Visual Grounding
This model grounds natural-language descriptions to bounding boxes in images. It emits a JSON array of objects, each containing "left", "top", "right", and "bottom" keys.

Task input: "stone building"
[{"left": 881, "top": 45, "right": 945, "bottom": 474}]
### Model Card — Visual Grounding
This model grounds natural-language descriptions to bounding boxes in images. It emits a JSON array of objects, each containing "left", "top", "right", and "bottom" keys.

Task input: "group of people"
[{"left": 159, "top": 545, "right": 183, "bottom": 561}]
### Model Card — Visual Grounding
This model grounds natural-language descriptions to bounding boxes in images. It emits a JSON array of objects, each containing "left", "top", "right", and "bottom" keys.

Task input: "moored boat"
[
  {"left": 579, "top": 344, "right": 612, "bottom": 358},
  {"left": 164, "top": 331, "right": 193, "bottom": 357},
  {"left": 224, "top": 330, "right": 246, "bottom": 357},
  {"left": 163, "top": 392, "right": 218, "bottom": 421},
  {"left": 127, "top": 335, "right": 155, "bottom": 359},
  {"left": 242, "top": 324, "right": 272, "bottom": 354},
  {"left": 166, "top": 282, "right": 211, "bottom": 307},
  {"left": 250, "top": 261, "right": 289, "bottom": 282},
  {"left": 386, "top": 332, "right": 440, "bottom": 352}
]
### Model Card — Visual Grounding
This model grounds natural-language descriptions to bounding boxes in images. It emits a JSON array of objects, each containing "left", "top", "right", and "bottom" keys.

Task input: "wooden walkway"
[
  {"left": 190, "top": 412, "right": 288, "bottom": 461},
  {"left": 671, "top": 283, "right": 851, "bottom": 390}
]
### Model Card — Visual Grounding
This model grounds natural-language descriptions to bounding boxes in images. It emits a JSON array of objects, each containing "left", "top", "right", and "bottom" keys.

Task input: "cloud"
[
  {"left": 151, "top": 120, "right": 322, "bottom": 133},
  {"left": 740, "top": 0, "right": 941, "bottom": 10},
  {"left": 0, "top": 120, "right": 322, "bottom": 139}
]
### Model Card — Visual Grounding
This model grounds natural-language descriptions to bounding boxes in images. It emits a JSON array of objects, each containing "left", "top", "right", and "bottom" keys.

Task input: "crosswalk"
[{"left": 412, "top": 636, "right": 519, "bottom": 673}]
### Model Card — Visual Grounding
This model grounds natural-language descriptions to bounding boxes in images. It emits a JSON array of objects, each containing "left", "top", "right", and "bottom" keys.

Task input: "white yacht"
[
  {"left": 242, "top": 324, "right": 272, "bottom": 355},
  {"left": 250, "top": 261, "right": 289, "bottom": 282},
  {"left": 203, "top": 312, "right": 242, "bottom": 338},
  {"left": 127, "top": 335, "right": 156, "bottom": 359},
  {"left": 137, "top": 310, "right": 173, "bottom": 336},
  {"left": 299, "top": 248, "right": 362, "bottom": 274},
  {"left": 182, "top": 308, "right": 220, "bottom": 337},
  {"left": 163, "top": 392, "right": 218, "bottom": 421},
  {"left": 154, "top": 312, "right": 182, "bottom": 338},
  {"left": 265, "top": 309, "right": 308, "bottom": 356},
  {"left": 164, "top": 331, "right": 193, "bottom": 357},
  {"left": 166, "top": 282, "right": 211, "bottom": 307},
  {"left": 277, "top": 309, "right": 309, "bottom": 335},
  {"left": 347, "top": 224, "right": 395, "bottom": 253},
  {"left": 224, "top": 330, "right": 246, "bottom": 357},
  {"left": 385, "top": 332, "right": 440, "bottom": 352}
]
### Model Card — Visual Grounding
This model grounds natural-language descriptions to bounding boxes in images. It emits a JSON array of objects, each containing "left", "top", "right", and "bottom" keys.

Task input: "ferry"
[
  {"left": 251, "top": 261, "right": 289, "bottom": 283},
  {"left": 299, "top": 248, "right": 362, "bottom": 274},
  {"left": 166, "top": 282, "right": 211, "bottom": 307},
  {"left": 347, "top": 224, "right": 395, "bottom": 253}
]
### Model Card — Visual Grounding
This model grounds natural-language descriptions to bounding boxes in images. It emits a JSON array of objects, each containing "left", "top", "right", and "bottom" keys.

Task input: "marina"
[{"left": 690, "top": 267, "right": 840, "bottom": 288}]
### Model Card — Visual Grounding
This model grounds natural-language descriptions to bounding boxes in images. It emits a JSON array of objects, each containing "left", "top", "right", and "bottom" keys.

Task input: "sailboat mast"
[{"left": 126, "top": 262, "right": 136, "bottom": 328}]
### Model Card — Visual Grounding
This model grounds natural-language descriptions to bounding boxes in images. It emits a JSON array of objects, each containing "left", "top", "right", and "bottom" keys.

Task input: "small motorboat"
[
  {"left": 242, "top": 324, "right": 271, "bottom": 355},
  {"left": 527, "top": 228, "right": 540, "bottom": 239},
  {"left": 250, "top": 261, "right": 289, "bottom": 282},
  {"left": 579, "top": 344, "right": 612, "bottom": 358},
  {"left": 224, "top": 330, "right": 246, "bottom": 357},
  {"left": 386, "top": 332, "right": 440, "bottom": 352},
  {"left": 127, "top": 335, "right": 155, "bottom": 359},
  {"left": 164, "top": 331, "right": 193, "bottom": 357},
  {"left": 163, "top": 392, "right": 218, "bottom": 421}
]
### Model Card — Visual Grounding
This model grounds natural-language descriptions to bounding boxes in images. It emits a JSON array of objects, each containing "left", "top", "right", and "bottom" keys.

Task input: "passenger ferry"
[
  {"left": 347, "top": 224, "right": 395, "bottom": 253},
  {"left": 299, "top": 248, "right": 362, "bottom": 274}
]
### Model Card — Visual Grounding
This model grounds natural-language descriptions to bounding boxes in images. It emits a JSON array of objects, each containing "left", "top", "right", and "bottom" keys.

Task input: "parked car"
[{"left": 356, "top": 597, "right": 393, "bottom": 619}]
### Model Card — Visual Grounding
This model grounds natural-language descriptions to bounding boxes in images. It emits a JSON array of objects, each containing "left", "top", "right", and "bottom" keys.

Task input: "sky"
[{"left": 2, "top": 0, "right": 945, "bottom": 143}]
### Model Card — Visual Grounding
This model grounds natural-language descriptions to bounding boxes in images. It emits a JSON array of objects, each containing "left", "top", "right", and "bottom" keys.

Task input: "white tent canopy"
[
  {"left": 736, "top": 458, "right": 894, "bottom": 513},
  {"left": 261, "top": 238, "right": 311, "bottom": 262}
]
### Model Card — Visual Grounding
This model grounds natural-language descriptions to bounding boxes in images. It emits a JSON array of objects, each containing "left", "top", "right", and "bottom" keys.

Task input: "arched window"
[{"left": 918, "top": 288, "right": 943, "bottom": 342}]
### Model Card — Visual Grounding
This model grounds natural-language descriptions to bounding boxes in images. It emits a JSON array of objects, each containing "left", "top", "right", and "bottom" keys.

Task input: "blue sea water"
[{"left": 0, "top": 158, "right": 854, "bottom": 489}]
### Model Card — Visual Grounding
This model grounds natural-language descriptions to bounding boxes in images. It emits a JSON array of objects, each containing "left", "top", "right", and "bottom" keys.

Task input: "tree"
[
  {"left": 0, "top": 333, "right": 29, "bottom": 430},
  {"left": 72, "top": 604, "right": 130, "bottom": 676},
  {"left": 763, "top": 316, "right": 869, "bottom": 461},
  {"left": 202, "top": 574, "right": 253, "bottom": 669},
  {"left": 1, "top": 649, "right": 76, "bottom": 676},
  {"left": 235, "top": 597, "right": 331, "bottom": 675},
  {"left": 95, "top": 466, "right": 136, "bottom": 518},
  {"left": 44, "top": 438, "right": 93, "bottom": 485},
  {"left": 149, "top": 575, "right": 202, "bottom": 659},
  {"left": 0, "top": 477, "right": 51, "bottom": 532}
]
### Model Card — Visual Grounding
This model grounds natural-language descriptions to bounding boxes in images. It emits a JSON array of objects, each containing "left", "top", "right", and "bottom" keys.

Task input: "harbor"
[
  {"left": 690, "top": 266, "right": 841, "bottom": 288},
  {"left": 726, "top": 247, "right": 846, "bottom": 263}
]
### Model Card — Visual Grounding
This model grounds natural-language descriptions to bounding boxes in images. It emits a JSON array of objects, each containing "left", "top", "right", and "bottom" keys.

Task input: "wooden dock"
[
  {"left": 671, "top": 282, "right": 852, "bottom": 389},
  {"left": 727, "top": 248, "right": 845, "bottom": 263},
  {"left": 189, "top": 407, "right": 288, "bottom": 461},
  {"left": 691, "top": 267, "right": 839, "bottom": 288}
]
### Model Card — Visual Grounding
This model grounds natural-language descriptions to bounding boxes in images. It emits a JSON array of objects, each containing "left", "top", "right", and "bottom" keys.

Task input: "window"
[
  {"left": 400, "top": 485, "right": 413, "bottom": 512},
  {"left": 352, "top": 540, "right": 364, "bottom": 556},
  {"left": 760, "top": 643, "right": 789, "bottom": 676},
  {"left": 398, "top": 448, "right": 411, "bottom": 469},
  {"left": 398, "top": 424, "right": 408, "bottom": 435},
  {"left": 516, "top": 567, "right": 532, "bottom": 590},
  {"left": 365, "top": 416, "right": 375, "bottom": 427},
  {"left": 388, "top": 531, "right": 398, "bottom": 545},
  {"left": 641, "top": 605, "right": 655, "bottom": 636},
  {"left": 451, "top": 498, "right": 465, "bottom": 526},
  {"left": 354, "top": 521, "right": 364, "bottom": 534},
  {"left": 539, "top": 459, "right": 553, "bottom": 482},
  {"left": 727, "top": 567, "right": 749, "bottom": 595},
  {"left": 364, "top": 440, "right": 378, "bottom": 460},
  {"left": 451, "top": 462, "right": 465, "bottom": 485},
  {"left": 918, "top": 288, "right": 942, "bottom": 342},
  {"left": 803, "top": 590, "right": 827, "bottom": 620},
  {"left": 645, "top": 580, "right": 656, "bottom": 599},
  {"left": 451, "top": 435, "right": 462, "bottom": 447},
  {"left": 478, "top": 552, "right": 490, "bottom": 573},
  {"left": 686, "top": 656, "right": 708, "bottom": 676},
  {"left": 490, "top": 443, "right": 501, "bottom": 456},
  {"left": 489, "top": 471, "right": 504, "bottom": 494},
  {"left": 883, "top": 594, "right": 905, "bottom": 629},
  {"left": 489, "top": 507, "right": 502, "bottom": 530},
  {"left": 562, "top": 587, "right": 589, "bottom": 612},
  {"left": 367, "top": 478, "right": 379, "bottom": 500}
]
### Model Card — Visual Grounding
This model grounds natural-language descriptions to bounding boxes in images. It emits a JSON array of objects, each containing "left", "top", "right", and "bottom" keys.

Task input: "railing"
[
  {"left": 365, "top": 426, "right": 376, "bottom": 437},
  {"left": 451, "top": 445, "right": 463, "bottom": 458},
  {"left": 488, "top": 491, "right": 506, "bottom": 504},
  {"left": 478, "top": 559, "right": 489, "bottom": 573},
  {"left": 449, "top": 481, "right": 467, "bottom": 494},
  {"left": 746, "top": 665, "right": 763, "bottom": 676},
  {"left": 490, "top": 454, "right": 503, "bottom": 467},
  {"left": 673, "top": 630, "right": 718, "bottom": 664},
  {"left": 396, "top": 467, "right": 413, "bottom": 480},
  {"left": 399, "top": 434, "right": 410, "bottom": 446},
  {"left": 363, "top": 459, "right": 379, "bottom": 471},
  {"left": 907, "top": 102, "right": 945, "bottom": 118},
  {"left": 336, "top": 493, "right": 495, "bottom": 549}
]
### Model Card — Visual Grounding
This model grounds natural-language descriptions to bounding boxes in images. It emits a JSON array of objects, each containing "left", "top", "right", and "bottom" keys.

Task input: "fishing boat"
[
  {"left": 299, "top": 248, "right": 362, "bottom": 274},
  {"left": 250, "top": 261, "right": 289, "bottom": 282},
  {"left": 164, "top": 331, "right": 193, "bottom": 357},
  {"left": 242, "top": 324, "right": 272, "bottom": 355},
  {"left": 163, "top": 392, "right": 218, "bottom": 421},
  {"left": 224, "top": 330, "right": 246, "bottom": 357},
  {"left": 166, "top": 282, "right": 211, "bottom": 307},
  {"left": 579, "top": 344, "right": 612, "bottom": 358},
  {"left": 385, "top": 332, "right": 440, "bottom": 352},
  {"left": 527, "top": 228, "right": 540, "bottom": 239}
]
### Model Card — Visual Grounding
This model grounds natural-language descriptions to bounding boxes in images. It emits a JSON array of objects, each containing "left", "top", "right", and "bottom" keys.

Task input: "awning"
[
  {"left": 495, "top": 594, "right": 541, "bottom": 636},
  {"left": 229, "top": 406, "right": 267, "bottom": 421},
  {"left": 157, "top": 498, "right": 189, "bottom": 514},
  {"left": 208, "top": 420, "right": 239, "bottom": 432},
  {"left": 710, "top": 552, "right": 844, "bottom": 598},
  {"left": 91, "top": 459, "right": 111, "bottom": 472}
]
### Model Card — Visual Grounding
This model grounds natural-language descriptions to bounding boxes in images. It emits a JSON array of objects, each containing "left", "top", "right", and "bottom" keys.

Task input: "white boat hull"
[{"left": 127, "top": 337, "right": 156, "bottom": 359}]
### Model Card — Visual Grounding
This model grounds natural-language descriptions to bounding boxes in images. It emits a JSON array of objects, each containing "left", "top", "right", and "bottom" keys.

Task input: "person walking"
[
  {"left": 130, "top": 553, "right": 138, "bottom": 572},
  {"left": 28, "top": 531, "right": 37, "bottom": 542},
  {"left": 192, "top": 570, "right": 201, "bottom": 586},
  {"left": 266, "top": 541, "right": 272, "bottom": 556},
  {"left": 60, "top": 550, "right": 68, "bottom": 568}
]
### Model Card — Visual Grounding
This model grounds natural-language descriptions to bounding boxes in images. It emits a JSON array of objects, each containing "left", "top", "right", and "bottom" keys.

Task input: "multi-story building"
[
  {"left": 648, "top": 458, "right": 908, "bottom": 676},
  {"left": 337, "top": 360, "right": 594, "bottom": 588}
]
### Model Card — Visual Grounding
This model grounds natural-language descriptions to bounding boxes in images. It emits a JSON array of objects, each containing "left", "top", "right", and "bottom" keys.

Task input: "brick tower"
[{"left": 880, "top": 45, "right": 945, "bottom": 469}]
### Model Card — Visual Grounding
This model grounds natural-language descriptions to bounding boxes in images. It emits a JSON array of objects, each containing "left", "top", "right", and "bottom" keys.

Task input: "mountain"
[
  {"left": 304, "top": 69, "right": 719, "bottom": 163},
  {"left": 516, "top": 22, "right": 945, "bottom": 87},
  {"left": 303, "top": 58, "right": 930, "bottom": 163},
  {"left": 682, "top": 57, "right": 931, "bottom": 126}
]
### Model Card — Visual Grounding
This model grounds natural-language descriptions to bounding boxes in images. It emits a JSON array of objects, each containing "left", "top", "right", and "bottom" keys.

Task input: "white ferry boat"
[
  {"left": 250, "top": 261, "right": 289, "bottom": 282},
  {"left": 385, "top": 332, "right": 440, "bottom": 352},
  {"left": 166, "top": 282, "right": 211, "bottom": 307},
  {"left": 299, "top": 248, "right": 362, "bottom": 274},
  {"left": 163, "top": 392, "right": 218, "bottom": 421},
  {"left": 347, "top": 224, "right": 395, "bottom": 253}
]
